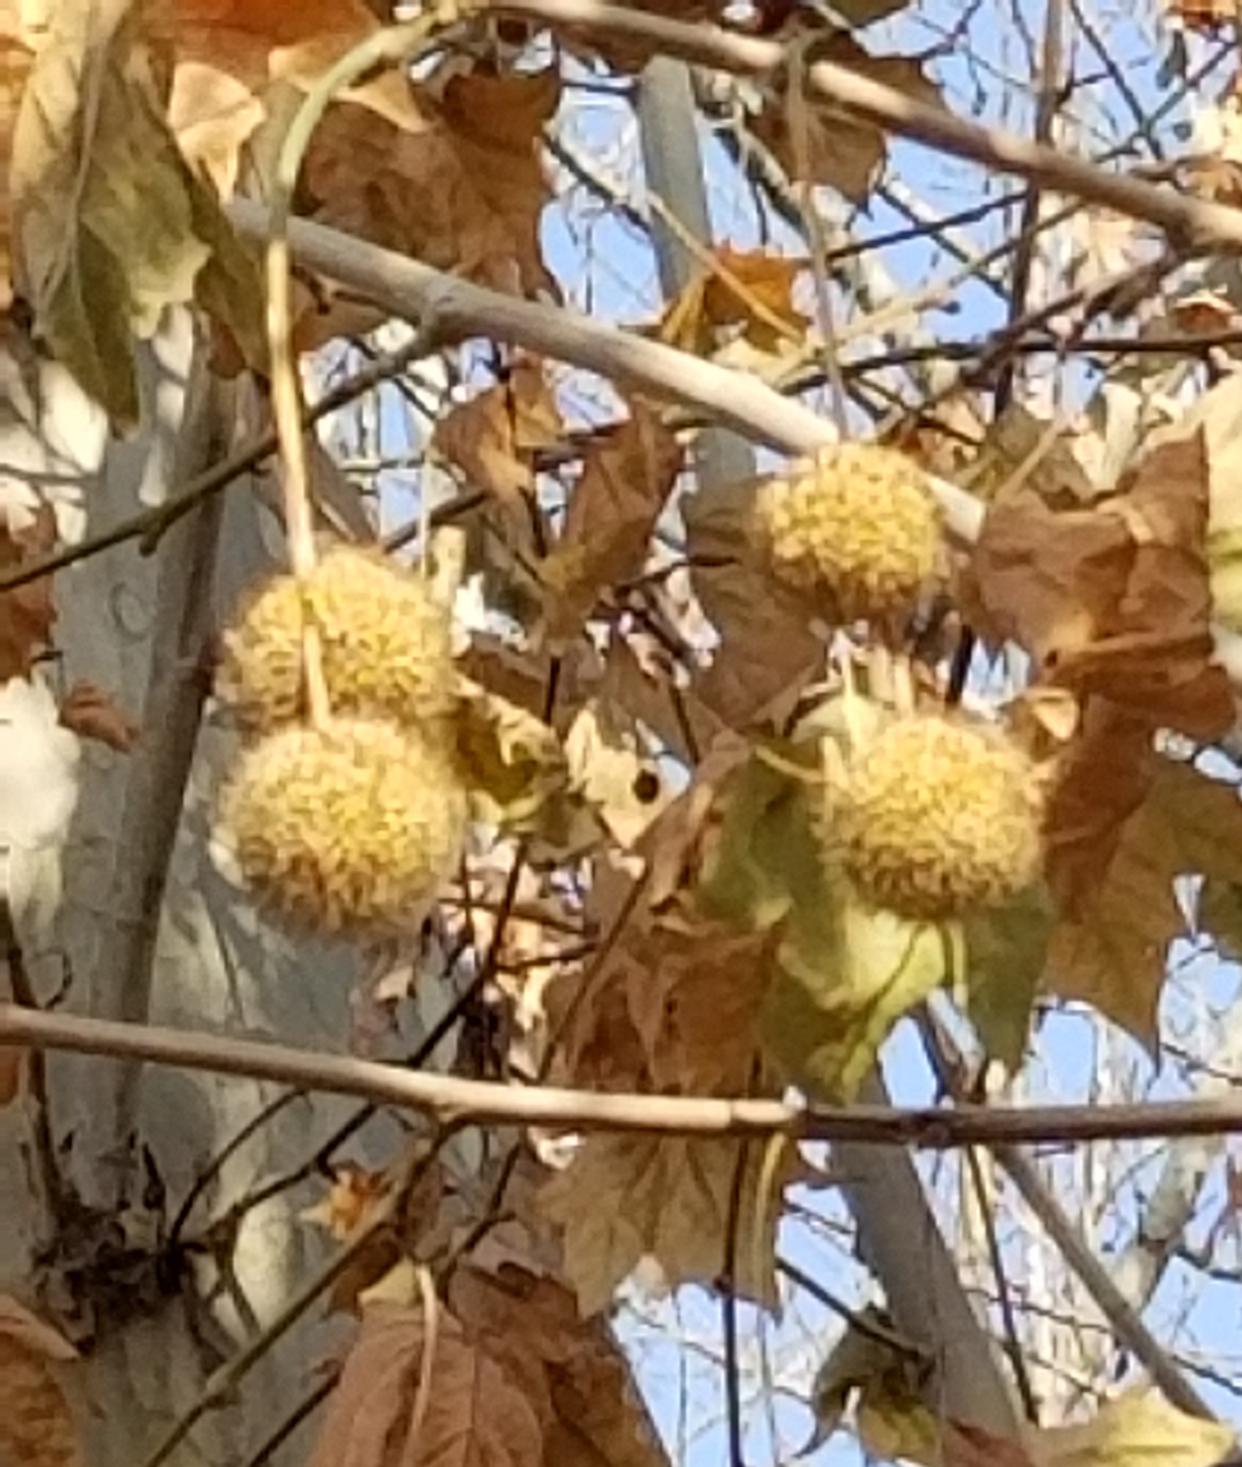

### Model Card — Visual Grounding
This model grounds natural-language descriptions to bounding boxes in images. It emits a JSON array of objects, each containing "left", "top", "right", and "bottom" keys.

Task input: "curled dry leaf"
[
  {"left": 973, "top": 429, "right": 1233, "bottom": 738},
  {"left": 433, "top": 359, "right": 564, "bottom": 507},
  {"left": 58, "top": 681, "right": 139, "bottom": 752},
  {"left": 540, "top": 403, "right": 683, "bottom": 651}
]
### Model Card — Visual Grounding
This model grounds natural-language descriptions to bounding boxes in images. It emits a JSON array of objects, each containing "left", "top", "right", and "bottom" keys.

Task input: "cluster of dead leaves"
[
  {"left": 308, "top": 1263, "right": 668, "bottom": 1467},
  {"left": 963, "top": 411, "right": 1242, "bottom": 1046},
  {"left": 0, "top": 0, "right": 564, "bottom": 423}
]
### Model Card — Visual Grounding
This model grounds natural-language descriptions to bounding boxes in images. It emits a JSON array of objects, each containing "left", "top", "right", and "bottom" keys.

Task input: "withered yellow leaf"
[
  {"left": 764, "top": 885, "right": 947, "bottom": 1102},
  {"left": 11, "top": 0, "right": 251, "bottom": 425},
  {"left": 1028, "top": 1389, "right": 1234, "bottom": 1467}
]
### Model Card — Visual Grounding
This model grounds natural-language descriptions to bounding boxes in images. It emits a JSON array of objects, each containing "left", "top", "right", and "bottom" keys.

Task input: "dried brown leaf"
[
  {"left": 0, "top": 1298, "right": 82, "bottom": 1467},
  {"left": 58, "top": 681, "right": 138, "bottom": 752},
  {"left": 540, "top": 1133, "right": 796, "bottom": 1315},
  {"left": 449, "top": 1266, "right": 669, "bottom": 1467},
  {"left": 0, "top": 1046, "right": 23, "bottom": 1106},
  {"left": 541, "top": 404, "right": 682, "bottom": 650},
  {"left": 308, "top": 1301, "right": 546, "bottom": 1467},
  {"left": 0, "top": 504, "right": 55, "bottom": 683},
  {"left": 434, "top": 360, "right": 563, "bottom": 507},
  {"left": 751, "top": 34, "right": 941, "bottom": 202},
  {"left": 303, "top": 65, "right": 559, "bottom": 299},
  {"left": 973, "top": 430, "right": 1233, "bottom": 738},
  {"left": 623, "top": 916, "right": 769, "bottom": 1093},
  {"left": 683, "top": 477, "right": 822, "bottom": 729},
  {"left": 1047, "top": 746, "right": 1242, "bottom": 1044}
]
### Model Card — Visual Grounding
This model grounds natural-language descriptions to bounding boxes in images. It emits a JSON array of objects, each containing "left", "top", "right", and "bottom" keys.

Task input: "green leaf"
[
  {"left": 806, "top": 1311, "right": 936, "bottom": 1464},
  {"left": 957, "top": 886, "right": 1054, "bottom": 1071},
  {"left": 697, "top": 749, "right": 821, "bottom": 933},
  {"left": 763, "top": 877, "right": 946, "bottom": 1102}
]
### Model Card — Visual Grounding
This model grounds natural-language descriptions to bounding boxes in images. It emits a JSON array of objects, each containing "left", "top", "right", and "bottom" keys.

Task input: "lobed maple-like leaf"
[
  {"left": 1047, "top": 752, "right": 1242, "bottom": 1045},
  {"left": 302, "top": 66, "right": 560, "bottom": 303},
  {"left": 540, "top": 1132, "right": 797, "bottom": 1315}
]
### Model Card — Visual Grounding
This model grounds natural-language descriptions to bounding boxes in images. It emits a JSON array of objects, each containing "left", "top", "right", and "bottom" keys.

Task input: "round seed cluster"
[
  {"left": 212, "top": 545, "right": 467, "bottom": 938},
  {"left": 216, "top": 546, "right": 456, "bottom": 734},
  {"left": 758, "top": 444, "right": 941, "bottom": 623},
  {"left": 829, "top": 715, "right": 1043, "bottom": 922},
  {"left": 216, "top": 720, "right": 467, "bottom": 937}
]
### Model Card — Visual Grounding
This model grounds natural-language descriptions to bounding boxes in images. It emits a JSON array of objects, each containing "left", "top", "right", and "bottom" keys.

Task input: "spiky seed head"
[
  {"left": 758, "top": 444, "right": 941, "bottom": 622},
  {"left": 215, "top": 719, "right": 467, "bottom": 937},
  {"left": 828, "top": 715, "right": 1043, "bottom": 922},
  {"left": 216, "top": 547, "right": 456, "bottom": 734}
]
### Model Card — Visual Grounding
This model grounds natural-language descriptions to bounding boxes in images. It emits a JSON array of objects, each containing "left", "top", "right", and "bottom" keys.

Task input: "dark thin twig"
[
  {"left": 720, "top": 1137, "right": 749, "bottom": 1467},
  {"left": 964, "top": 1144, "right": 1040, "bottom": 1424},
  {"left": 241, "top": 1368, "right": 339, "bottom": 1467},
  {"left": 777, "top": 1255, "right": 927, "bottom": 1360},
  {"left": 0, "top": 901, "right": 63, "bottom": 1226},
  {"left": 0, "top": 328, "right": 442, "bottom": 597}
]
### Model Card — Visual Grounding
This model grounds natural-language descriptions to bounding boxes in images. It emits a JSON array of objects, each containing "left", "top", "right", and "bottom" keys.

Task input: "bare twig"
[{"left": 0, "top": 333, "right": 443, "bottom": 598}]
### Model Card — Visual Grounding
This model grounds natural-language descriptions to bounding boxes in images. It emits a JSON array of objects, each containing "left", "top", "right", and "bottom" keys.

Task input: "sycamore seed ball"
[
  {"left": 759, "top": 444, "right": 941, "bottom": 622},
  {"left": 830, "top": 715, "right": 1043, "bottom": 922},
  {"left": 216, "top": 720, "right": 467, "bottom": 937},
  {"left": 217, "top": 546, "right": 456, "bottom": 733}
]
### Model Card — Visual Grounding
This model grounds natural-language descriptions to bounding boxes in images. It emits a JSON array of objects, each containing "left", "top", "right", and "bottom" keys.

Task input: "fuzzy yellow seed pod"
[
  {"left": 216, "top": 547, "right": 456, "bottom": 733},
  {"left": 758, "top": 444, "right": 941, "bottom": 622},
  {"left": 215, "top": 720, "right": 467, "bottom": 936},
  {"left": 828, "top": 715, "right": 1043, "bottom": 922}
]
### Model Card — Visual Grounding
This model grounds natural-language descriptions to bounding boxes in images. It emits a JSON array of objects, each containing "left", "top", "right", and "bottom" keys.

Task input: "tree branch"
[
  {"left": 492, "top": 0, "right": 1242, "bottom": 256},
  {"left": 15, "top": 1003, "right": 1242, "bottom": 1148}
]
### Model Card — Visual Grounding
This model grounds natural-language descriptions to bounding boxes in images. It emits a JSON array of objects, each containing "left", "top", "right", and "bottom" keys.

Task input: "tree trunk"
[{"left": 0, "top": 317, "right": 369, "bottom": 1464}]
